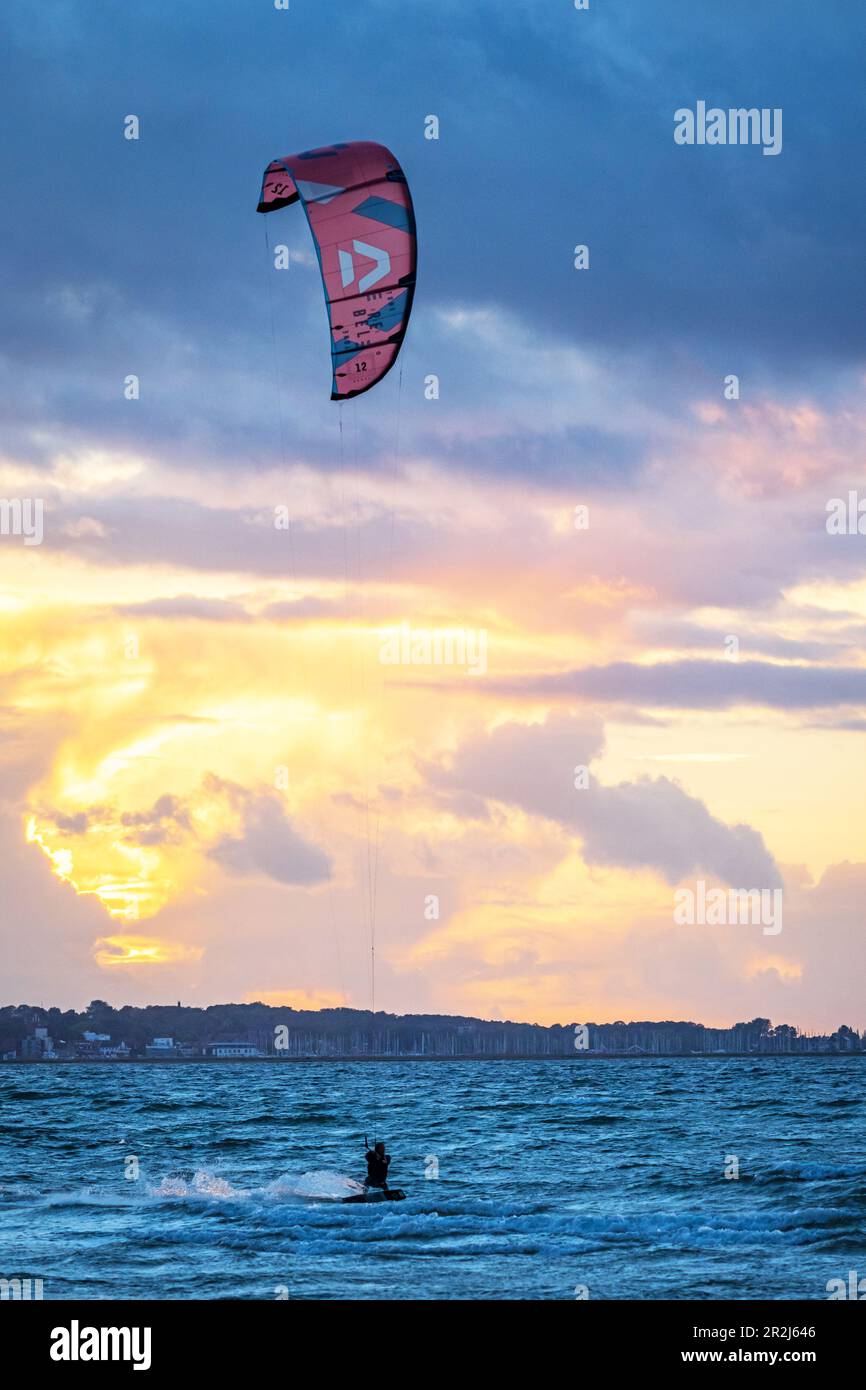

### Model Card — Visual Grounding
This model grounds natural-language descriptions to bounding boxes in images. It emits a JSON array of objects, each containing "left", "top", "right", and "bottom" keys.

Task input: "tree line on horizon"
[{"left": 0, "top": 1001, "right": 862, "bottom": 1057}]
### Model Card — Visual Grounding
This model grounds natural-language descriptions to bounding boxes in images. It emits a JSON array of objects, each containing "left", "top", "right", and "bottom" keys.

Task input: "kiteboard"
[{"left": 342, "top": 1185, "right": 406, "bottom": 1204}]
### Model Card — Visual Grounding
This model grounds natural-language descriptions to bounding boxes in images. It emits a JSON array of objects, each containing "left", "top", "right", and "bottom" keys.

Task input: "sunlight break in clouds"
[{"left": 94, "top": 937, "right": 205, "bottom": 968}]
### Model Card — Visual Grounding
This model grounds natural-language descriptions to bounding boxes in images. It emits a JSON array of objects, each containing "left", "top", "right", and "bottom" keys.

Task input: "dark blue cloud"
[{"left": 0, "top": 1, "right": 863, "bottom": 484}]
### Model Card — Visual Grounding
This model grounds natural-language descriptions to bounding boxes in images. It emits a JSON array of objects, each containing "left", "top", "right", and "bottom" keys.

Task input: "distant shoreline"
[
  {"left": 5, "top": 1006, "right": 861, "bottom": 1062},
  {"left": 3, "top": 1053, "right": 863, "bottom": 1064}
]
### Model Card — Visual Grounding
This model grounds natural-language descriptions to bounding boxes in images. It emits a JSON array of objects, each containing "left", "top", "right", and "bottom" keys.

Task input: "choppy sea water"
[{"left": 1, "top": 1058, "right": 863, "bottom": 1300}]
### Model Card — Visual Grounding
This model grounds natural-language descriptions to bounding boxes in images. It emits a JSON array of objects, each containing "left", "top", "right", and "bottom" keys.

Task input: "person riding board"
[{"left": 363, "top": 1136, "right": 391, "bottom": 1191}]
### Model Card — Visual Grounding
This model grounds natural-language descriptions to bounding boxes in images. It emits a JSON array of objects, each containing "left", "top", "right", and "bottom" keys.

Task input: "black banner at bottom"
[{"left": 2, "top": 1298, "right": 859, "bottom": 1375}]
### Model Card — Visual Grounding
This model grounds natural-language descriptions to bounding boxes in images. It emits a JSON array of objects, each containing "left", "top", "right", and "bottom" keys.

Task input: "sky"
[{"left": 0, "top": 0, "right": 864, "bottom": 1029}]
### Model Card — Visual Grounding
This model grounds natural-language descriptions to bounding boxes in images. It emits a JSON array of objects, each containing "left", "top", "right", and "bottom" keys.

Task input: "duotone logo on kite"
[
  {"left": 339, "top": 242, "right": 391, "bottom": 292},
  {"left": 257, "top": 141, "right": 417, "bottom": 400}
]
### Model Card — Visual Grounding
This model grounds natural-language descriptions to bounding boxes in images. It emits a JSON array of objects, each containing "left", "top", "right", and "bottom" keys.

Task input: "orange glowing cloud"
[{"left": 93, "top": 936, "right": 205, "bottom": 967}]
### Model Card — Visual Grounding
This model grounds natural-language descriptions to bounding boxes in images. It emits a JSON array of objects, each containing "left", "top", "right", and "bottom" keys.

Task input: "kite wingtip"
[{"left": 256, "top": 193, "right": 301, "bottom": 214}]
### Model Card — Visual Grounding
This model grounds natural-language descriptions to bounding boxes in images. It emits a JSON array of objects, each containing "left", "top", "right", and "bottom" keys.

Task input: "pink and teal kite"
[{"left": 257, "top": 141, "right": 417, "bottom": 399}]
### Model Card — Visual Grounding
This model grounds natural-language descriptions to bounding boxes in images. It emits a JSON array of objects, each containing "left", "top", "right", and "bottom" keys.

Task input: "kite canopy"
[{"left": 257, "top": 141, "right": 417, "bottom": 399}]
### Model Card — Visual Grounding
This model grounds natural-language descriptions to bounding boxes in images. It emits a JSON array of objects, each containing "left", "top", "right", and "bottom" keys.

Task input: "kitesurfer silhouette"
[{"left": 363, "top": 1136, "right": 391, "bottom": 1191}]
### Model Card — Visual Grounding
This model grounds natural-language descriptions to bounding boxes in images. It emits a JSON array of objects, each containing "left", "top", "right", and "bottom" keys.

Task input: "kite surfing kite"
[{"left": 257, "top": 140, "right": 417, "bottom": 398}]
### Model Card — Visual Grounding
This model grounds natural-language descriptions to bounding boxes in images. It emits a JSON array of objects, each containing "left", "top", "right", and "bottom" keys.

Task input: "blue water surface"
[{"left": 1, "top": 1058, "right": 863, "bottom": 1300}]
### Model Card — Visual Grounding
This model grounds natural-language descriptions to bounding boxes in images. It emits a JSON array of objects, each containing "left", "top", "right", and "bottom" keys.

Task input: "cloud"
[
  {"left": 484, "top": 659, "right": 866, "bottom": 711},
  {"left": 60, "top": 516, "right": 108, "bottom": 539},
  {"left": 432, "top": 713, "right": 781, "bottom": 888},
  {"left": 120, "top": 793, "right": 191, "bottom": 846},
  {"left": 114, "top": 596, "right": 252, "bottom": 623},
  {"left": 632, "top": 616, "right": 864, "bottom": 664},
  {"left": 53, "top": 810, "right": 96, "bottom": 834},
  {"left": 575, "top": 776, "right": 781, "bottom": 887},
  {"left": 207, "top": 791, "right": 332, "bottom": 886}
]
